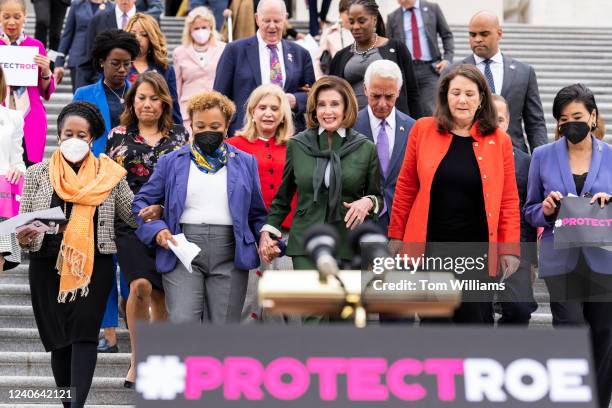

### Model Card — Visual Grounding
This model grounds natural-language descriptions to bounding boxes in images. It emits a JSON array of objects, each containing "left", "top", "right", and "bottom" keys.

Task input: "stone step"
[
  {"left": 0, "top": 305, "right": 36, "bottom": 328},
  {"left": 0, "top": 328, "right": 131, "bottom": 353},
  {"left": 0, "top": 376, "right": 135, "bottom": 406},
  {"left": 0, "top": 352, "right": 130, "bottom": 378},
  {"left": 0, "top": 284, "right": 31, "bottom": 306}
]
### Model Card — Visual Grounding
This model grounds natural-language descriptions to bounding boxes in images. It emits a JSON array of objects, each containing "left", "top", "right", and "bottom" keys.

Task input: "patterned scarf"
[
  {"left": 49, "top": 151, "right": 127, "bottom": 302},
  {"left": 190, "top": 142, "right": 228, "bottom": 174}
]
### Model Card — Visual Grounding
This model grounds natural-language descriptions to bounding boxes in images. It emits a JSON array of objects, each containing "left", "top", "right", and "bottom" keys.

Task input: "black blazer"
[
  {"left": 329, "top": 39, "right": 423, "bottom": 119},
  {"left": 76, "top": 7, "right": 118, "bottom": 88}
]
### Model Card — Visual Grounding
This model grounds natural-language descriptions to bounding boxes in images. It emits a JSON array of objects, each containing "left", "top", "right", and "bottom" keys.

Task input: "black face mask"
[
  {"left": 193, "top": 131, "right": 225, "bottom": 156},
  {"left": 559, "top": 121, "right": 591, "bottom": 145}
]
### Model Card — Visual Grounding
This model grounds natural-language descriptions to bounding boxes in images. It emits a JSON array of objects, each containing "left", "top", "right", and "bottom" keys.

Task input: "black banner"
[{"left": 554, "top": 196, "right": 612, "bottom": 249}]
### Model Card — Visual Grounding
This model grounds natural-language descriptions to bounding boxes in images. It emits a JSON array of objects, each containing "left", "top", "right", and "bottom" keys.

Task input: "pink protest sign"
[{"left": 0, "top": 176, "right": 23, "bottom": 218}]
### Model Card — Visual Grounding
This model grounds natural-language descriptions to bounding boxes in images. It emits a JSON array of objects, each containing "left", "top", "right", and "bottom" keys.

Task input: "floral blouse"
[{"left": 105, "top": 123, "right": 189, "bottom": 193}]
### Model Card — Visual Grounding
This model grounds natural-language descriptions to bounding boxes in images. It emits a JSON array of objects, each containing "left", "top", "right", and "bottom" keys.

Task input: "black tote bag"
[{"left": 553, "top": 196, "right": 612, "bottom": 249}]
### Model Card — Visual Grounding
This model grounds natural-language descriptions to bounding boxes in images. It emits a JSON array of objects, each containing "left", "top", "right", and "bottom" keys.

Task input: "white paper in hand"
[{"left": 167, "top": 233, "right": 201, "bottom": 273}]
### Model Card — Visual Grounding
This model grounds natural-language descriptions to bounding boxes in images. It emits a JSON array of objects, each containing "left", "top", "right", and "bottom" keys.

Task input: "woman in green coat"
[{"left": 259, "top": 76, "right": 383, "bottom": 269}]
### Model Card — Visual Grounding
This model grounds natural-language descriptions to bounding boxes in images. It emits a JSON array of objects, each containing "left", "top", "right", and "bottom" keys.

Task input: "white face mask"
[
  {"left": 191, "top": 28, "right": 211, "bottom": 45},
  {"left": 60, "top": 138, "right": 90, "bottom": 163}
]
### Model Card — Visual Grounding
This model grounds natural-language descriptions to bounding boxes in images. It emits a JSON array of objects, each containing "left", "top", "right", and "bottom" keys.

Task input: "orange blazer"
[{"left": 388, "top": 117, "right": 521, "bottom": 276}]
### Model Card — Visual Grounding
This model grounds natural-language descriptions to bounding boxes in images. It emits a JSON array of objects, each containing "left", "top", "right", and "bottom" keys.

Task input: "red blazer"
[
  {"left": 226, "top": 135, "right": 295, "bottom": 229},
  {"left": 388, "top": 117, "right": 521, "bottom": 276}
]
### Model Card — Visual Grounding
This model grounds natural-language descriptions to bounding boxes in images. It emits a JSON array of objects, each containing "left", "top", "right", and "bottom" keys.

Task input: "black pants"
[
  {"left": 33, "top": 0, "right": 69, "bottom": 50},
  {"left": 50, "top": 341, "right": 98, "bottom": 408},
  {"left": 308, "top": 0, "right": 332, "bottom": 36},
  {"left": 497, "top": 261, "right": 538, "bottom": 326},
  {"left": 545, "top": 254, "right": 612, "bottom": 408}
]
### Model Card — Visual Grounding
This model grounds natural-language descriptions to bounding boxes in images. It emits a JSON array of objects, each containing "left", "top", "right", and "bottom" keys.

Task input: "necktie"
[
  {"left": 121, "top": 13, "right": 128, "bottom": 30},
  {"left": 376, "top": 120, "right": 390, "bottom": 215},
  {"left": 408, "top": 8, "right": 422, "bottom": 60},
  {"left": 267, "top": 44, "right": 283, "bottom": 86},
  {"left": 483, "top": 59, "right": 496, "bottom": 94}
]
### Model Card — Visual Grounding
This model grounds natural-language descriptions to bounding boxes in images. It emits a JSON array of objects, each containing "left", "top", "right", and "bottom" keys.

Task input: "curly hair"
[
  {"left": 187, "top": 91, "right": 236, "bottom": 127},
  {"left": 91, "top": 29, "right": 141, "bottom": 71},
  {"left": 125, "top": 13, "right": 168, "bottom": 70},
  {"left": 57, "top": 102, "right": 107, "bottom": 141},
  {"left": 120, "top": 71, "right": 174, "bottom": 136}
]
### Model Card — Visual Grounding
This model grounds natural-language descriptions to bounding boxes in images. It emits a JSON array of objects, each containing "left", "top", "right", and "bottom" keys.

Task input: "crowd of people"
[{"left": 0, "top": 0, "right": 610, "bottom": 406}]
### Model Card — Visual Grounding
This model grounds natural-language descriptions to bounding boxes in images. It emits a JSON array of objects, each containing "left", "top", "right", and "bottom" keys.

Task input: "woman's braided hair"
[
  {"left": 57, "top": 102, "right": 107, "bottom": 141},
  {"left": 348, "top": 0, "right": 386, "bottom": 37}
]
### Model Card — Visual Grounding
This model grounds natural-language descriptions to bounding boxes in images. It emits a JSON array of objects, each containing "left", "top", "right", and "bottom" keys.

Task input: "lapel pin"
[
  {"left": 288, "top": 53, "right": 293, "bottom": 62},
  {"left": 510, "top": 64, "right": 516, "bottom": 70},
  {"left": 489, "top": 140, "right": 495, "bottom": 144},
  {"left": 229, "top": 152, "right": 236, "bottom": 158},
  {"left": 390, "top": 48, "right": 395, "bottom": 53},
  {"left": 423, "top": 6, "right": 428, "bottom": 11},
  {"left": 400, "top": 126, "right": 405, "bottom": 132}
]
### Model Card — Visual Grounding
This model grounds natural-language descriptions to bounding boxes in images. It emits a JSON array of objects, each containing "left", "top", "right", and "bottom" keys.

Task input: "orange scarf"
[{"left": 49, "top": 150, "right": 127, "bottom": 302}]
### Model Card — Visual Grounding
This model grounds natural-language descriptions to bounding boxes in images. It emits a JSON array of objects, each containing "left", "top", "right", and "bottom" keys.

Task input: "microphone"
[
  {"left": 304, "top": 224, "right": 340, "bottom": 282},
  {"left": 348, "top": 222, "right": 390, "bottom": 271}
]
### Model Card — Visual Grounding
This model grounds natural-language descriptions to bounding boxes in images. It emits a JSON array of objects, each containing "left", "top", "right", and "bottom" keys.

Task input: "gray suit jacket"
[
  {"left": 446, "top": 54, "right": 548, "bottom": 154},
  {"left": 386, "top": 1, "right": 454, "bottom": 62}
]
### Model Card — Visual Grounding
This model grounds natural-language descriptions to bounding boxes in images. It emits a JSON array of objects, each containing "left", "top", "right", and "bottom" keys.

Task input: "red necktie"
[{"left": 409, "top": 8, "right": 422, "bottom": 60}]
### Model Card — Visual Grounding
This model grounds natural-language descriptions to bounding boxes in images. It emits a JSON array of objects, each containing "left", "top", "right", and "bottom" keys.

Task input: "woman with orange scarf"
[{"left": 17, "top": 102, "right": 137, "bottom": 407}]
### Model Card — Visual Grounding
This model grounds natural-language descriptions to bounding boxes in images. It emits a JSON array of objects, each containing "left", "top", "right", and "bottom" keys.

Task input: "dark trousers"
[
  {"left": 33, "top": 0, "right": 69, "bottom": 50},
  {"left": 497, "top": 262, "right": 538, "bottom": 326},
  {"left": 308, "top": 0, "right": 332, "bottom": 36},
  {"left": 413, "top": 63, "right": 440, "bottom": 117},
  {"left": 50, "top": 341, "right": 98, "bottom": 408},
  {"left": 545, "top": 255, "right": 612, "bottom": 408}
]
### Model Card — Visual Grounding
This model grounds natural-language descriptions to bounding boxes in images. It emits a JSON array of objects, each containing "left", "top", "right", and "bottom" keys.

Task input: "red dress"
[{"left": 227, "top": 135, "right": 296, "bottom": 229}]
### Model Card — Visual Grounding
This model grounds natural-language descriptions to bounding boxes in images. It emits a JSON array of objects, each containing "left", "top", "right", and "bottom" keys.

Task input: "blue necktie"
[{"left": 483, "top": 59, "right": 496, "bottom": 94}]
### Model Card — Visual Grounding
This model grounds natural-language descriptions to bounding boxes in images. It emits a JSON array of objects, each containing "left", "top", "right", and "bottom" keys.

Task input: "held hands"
[
  {"left": 53, "top": 67, "right": 64, "bottom": 84},
  {"left": 590, "top": 192, "right": 611, "bottom": 208},
  {"left": 285, "top": 93, "right": 297, "bottom": 109},
  {"left": 388, "top": 239, "right": 403, "bottom": 257},
  {"left": 542, "top": 191, "right": 563, "bottom": 217},
  {"left": 138, "top": 205, "right": 163, "bottom": 223},
  {"left": 343, "top": 198, "right": 373, "bottom": 230},
  {"left": 16, "top": 229, "right": 41, "bottom": 247},
  {"left": 499, "top": 255, "right": 520, "bottom": 280},
  {"left": 34, "top": 54, "right": 51, "bottom": 78},
  {"left": 155, "top": 228, "right": 177, "bottom": 250},
  {"left": 258, "top": 231, "right": 281, "bottom": 264},
  {"left": 5, "top": 167, "right": 22, "bottom": 184}
]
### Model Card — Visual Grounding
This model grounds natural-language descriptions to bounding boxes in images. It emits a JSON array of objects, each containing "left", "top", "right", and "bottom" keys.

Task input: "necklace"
[
  {"left": 352, "top": 33, "right": 378, "bottom": 59},
  {"left": 104, "top": 81, "right": 126, "bottom": 104}
]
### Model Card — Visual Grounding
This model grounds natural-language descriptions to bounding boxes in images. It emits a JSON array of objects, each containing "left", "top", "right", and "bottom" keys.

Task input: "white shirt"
[
  {"left": 474, "top": 50, "right": 504, "bottom": 94},
  {"left": 180, "top": 162, "right": 233, "bottom": 225},
  {"left": 0, "top": 105, "right": 25, "bottom": 175},
  {"left": 257, "top": 31, "right": 286, "bottom": 87},
  {"left": 367, "top": 106, "right": 396, "bottom": 157},
  {"left": 115, "top": 5, "right": 136, "bottom": 30},
  {"left": 317, "top": 127, "right": 346, "bottom": 188}
]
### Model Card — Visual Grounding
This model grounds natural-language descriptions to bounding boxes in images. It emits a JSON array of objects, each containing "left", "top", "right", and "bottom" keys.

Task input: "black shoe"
[
  {"left": 97, "top": 338, "right": 119, "bottom": 353},
  {"left": 124, "top": 380, "right": 135, "bottom": 389}
]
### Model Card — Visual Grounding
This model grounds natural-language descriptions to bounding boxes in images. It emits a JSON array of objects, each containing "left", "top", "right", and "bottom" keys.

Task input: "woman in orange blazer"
[{"left": 388, "top": 64, "right": 521, "bottom": 324}]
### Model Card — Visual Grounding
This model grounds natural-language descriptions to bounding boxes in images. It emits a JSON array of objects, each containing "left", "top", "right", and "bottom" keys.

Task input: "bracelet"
[{"left": 41, "top": 73, "right": 51, "bottom": 80}]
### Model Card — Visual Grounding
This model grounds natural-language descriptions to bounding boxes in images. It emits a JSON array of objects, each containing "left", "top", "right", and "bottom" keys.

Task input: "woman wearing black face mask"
[
  {"left": 132, "top": 90, "right": 270, "bottom": 324},
  {"left": 525, "top": 84, "right": 612, "bottom": 408}
]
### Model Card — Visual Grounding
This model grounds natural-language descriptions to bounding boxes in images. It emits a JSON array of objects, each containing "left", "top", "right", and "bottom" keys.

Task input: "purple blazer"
[
  {"left": 524, "top": 135, "right": 612, "bottom": 276},
  {"left": 132, "top": 143, "right": 268, "bottom": 273},
  {"left": 0, "top": 37, "right": 55, "bottom": 164}
]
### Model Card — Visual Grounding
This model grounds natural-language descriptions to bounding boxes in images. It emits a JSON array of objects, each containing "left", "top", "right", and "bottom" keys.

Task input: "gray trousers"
[
  {"left": 163, "top": 224, "right": 248, "bottom": 324},
  {"left": 414, "top": 63, "right": 441, "bottom": 117}
]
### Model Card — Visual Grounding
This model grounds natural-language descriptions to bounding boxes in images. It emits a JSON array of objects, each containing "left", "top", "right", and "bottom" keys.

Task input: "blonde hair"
[
  {"left": 125, "top": 13, "right": 168, "bottom": 70},
  {"left": 187, "top": 91, "right": 236, "bottom": 126},
  {"left": 238, "top": 84, "right": 294, "bottom": 145},
  {"left": 181, "top": 6, "right": 218, "bottom": 46}
]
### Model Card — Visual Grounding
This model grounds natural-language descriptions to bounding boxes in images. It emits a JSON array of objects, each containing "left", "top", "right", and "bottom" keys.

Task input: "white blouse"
[{"left": 0, "top": 105, "right": 25, "bottom": 175}]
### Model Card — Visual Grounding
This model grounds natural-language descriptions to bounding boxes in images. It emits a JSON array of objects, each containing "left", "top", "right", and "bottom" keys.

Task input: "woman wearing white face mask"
[
  {"left": 17, "top": 102, "right": 137, "bottom": 408},
  {"left": 173, "top": 6, "right": 226, "bottom": 129}
]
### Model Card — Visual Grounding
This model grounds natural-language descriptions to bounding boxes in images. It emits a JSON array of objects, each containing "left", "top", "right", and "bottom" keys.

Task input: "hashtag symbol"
[{"left": 136, "top": 355, "right": 186, "bottom": 400}]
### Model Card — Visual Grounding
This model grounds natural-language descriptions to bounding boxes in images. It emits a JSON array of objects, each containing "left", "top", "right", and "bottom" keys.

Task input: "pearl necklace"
[{"left": 352, "top": 34, "right": 378, "bottom": 59}]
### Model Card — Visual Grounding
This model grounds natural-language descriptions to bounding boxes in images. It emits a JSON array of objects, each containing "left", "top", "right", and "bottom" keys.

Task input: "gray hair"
[
  {"left": 256, "top": 0, "right": 287, "bottom": 14},
  {"left": 364, "top": 60, "right": 403, "bottom": 90}
]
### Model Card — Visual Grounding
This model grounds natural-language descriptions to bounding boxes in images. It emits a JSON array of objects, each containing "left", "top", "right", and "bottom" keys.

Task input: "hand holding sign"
[
  {"left": 590, "top": 192, "right": 611, "bottom": 208},
  {"left": 34, "top": 54, "right": 51, "bottom": 77},
  {"left": 543, "top": 191, "right": 563, "bottom": 216}
]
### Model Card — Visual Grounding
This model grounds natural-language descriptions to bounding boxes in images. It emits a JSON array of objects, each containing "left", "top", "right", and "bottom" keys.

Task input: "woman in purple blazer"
[
  {"left": 524, "top": 84, "right": 612, "bottom": 408},
  {"left": 0, "top": 0, "right": 55, "bottom": 166},
  {"left": 132, "top": 90, "right": 268, "bottom": 324}
]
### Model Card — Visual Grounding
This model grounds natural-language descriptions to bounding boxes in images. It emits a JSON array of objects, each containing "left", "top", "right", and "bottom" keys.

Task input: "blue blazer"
[
  {"left": 73, "top": 78, "right": 131, "bottom": 157},
  {"left": 213, "top": 36, "right": 316, "bottom": 136},
  {"left": 524, "top": 135, "right": 612, "bottom": 276},
  {"left": 353, "top": 108, "right": 415, "bottom": 232},
  {"left": 56, "top": 0, "right": 104, "bottom": 68},
  {"left": 132, "top": 144, "right": 268, "bottom": 273}
]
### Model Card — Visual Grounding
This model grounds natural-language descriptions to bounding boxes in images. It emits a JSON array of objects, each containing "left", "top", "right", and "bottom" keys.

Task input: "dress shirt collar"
[
  {"left": 474, "top": 49, "right": 503, "bottom": 65},
  {"left": 403, "top": 0, "right": 421, "bottom": 12},
  {"left": 367, "top": 106, "right": 396, "bottom": 133},
  {"left": 115, "top": 5, "right": 136, "bottom": 24},
  {"left": 318, "top": 127, "right": 347, "bottom": 138},
  {"left": 257, "top": 31, "right": 282, "bottom": 52}
]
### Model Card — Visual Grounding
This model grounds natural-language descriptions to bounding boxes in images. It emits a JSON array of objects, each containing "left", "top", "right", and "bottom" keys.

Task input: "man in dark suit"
[
  {"left": 213, "top": 0, "right": 315, "bottom": 136},
  {"left": 452, "top": 11, "right": 547, "bottom": 153},
  {"left": 75, "top": 0, "right": 164, "bottom": 88},
  {"left": 386, "top": 0, "right": 454, "bottom": 116},
  {"left": 493, "top": 95, "right": 538, "bottom": 325},
  {"left": 353, "top": 60, "right": 415, "bottom": 233}
]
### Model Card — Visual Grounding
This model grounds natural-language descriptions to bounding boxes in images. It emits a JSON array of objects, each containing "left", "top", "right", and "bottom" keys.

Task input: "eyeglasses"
[{"left": 108, "top": 60, "right": 132, "bottom": 70}]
